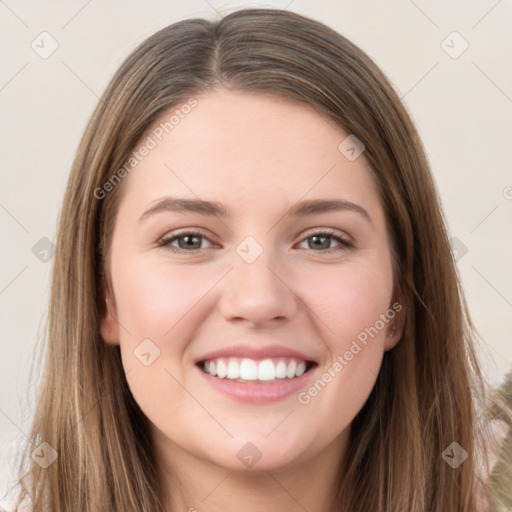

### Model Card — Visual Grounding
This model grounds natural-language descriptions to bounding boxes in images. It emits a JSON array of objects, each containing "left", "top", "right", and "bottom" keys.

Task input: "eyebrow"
[{"left": 138, "top": 197, "right": 372, "bottom": 224}]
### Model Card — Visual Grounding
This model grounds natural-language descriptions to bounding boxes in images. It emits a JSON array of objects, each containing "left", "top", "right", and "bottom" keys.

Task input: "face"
[{"left": 100, "top": 89, "right": 403, "bottom": 474}]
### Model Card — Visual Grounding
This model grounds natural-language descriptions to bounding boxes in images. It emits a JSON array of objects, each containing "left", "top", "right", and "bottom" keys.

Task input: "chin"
[{"left": 198, "top": 433, "right": 313, "bottom": 473}]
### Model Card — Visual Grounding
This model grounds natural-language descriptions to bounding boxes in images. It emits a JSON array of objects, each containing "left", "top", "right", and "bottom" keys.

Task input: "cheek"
[
  {"left": 294, "top": 260, "right": 394, "bottom": 417},
  {"left": 111, "top": 259, "right": 217, "bottom": 426},
  {"left": 112, "top": 257, "right": 215, "bottom": 342},
  {"left": 298, "top": 258, "right": 394, "bottom": 344}
]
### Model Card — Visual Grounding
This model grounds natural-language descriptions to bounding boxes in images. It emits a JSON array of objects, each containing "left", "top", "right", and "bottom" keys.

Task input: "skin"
[{"left": 100, "top": 89, "right": 405, "bottom": 511}]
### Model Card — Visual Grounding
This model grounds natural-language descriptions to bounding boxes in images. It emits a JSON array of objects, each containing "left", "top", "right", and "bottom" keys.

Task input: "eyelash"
[{"left": 157, "top": 229, "right": 354, "bottom": 254}]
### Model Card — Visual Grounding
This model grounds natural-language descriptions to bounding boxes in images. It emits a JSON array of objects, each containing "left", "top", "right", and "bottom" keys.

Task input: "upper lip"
[{"left": 195, "top": 344, "right": 317, "bottom": 364}]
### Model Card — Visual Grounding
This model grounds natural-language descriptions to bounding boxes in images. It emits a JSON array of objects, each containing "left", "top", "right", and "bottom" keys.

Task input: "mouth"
[
  {"left": 194, "top": 344, "right": 319, "bottom": 403},
  {"left": 196, "top": 357, "right": 318, "bottom": 384}
]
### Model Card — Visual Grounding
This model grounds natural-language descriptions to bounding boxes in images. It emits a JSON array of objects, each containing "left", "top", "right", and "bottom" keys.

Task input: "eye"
[
  {"left": 157, "top": 229, "right": 353, "bottom": 254},
  {"left": 158, "top": 230, "right": 214, "bottom": 252},
  {"left": 296, "top": 230, "right": 353, "bottom": 253}
]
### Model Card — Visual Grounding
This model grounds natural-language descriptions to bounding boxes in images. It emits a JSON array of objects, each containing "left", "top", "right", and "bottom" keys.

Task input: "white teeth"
[
  {"left": 227, "top": 360, "right": 240, "bottom": 379},
  {"left": 216, "top": 360, "right": 227, "bottom": 378},
  {"left": 258, "top": 359, "right": 275, "bottom": 381},
  {"left": 275, "top": 360, "right": 287, "bottom": 379},
  {"left": 286, "top": 360, "right": 297, "bottom": 378},
  {"left": 239, "top": 359, "right": 258, "bottom": 380},
  {"left": 201, "top": 357, "right": 311, "bottom": 381},
  {"left": 295, "top": 361, "right": 306, "bottom": 377}
]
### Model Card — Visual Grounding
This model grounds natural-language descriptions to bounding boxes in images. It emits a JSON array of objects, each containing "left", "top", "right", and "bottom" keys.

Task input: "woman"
[{"left": 9, "top": 8, "right": 508, "bottom": 511}]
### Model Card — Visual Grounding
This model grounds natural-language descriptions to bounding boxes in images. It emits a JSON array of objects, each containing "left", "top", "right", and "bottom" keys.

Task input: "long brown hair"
[{"left": 12, "top": 8, "right": 500, "bottom": 511}]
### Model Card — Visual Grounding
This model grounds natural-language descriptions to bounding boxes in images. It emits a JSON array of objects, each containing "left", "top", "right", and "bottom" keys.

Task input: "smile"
[
  {"left": 196, "top": 356, "right": 318, "bottom": 403},
  {"left": 199, "top": 357, "right": 315, "bottom": 383}
]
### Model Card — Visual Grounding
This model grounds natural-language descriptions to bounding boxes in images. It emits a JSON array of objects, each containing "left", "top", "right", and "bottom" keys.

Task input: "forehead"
[{"left": 118, "top": 89, "right": 381, "bottom": 220}]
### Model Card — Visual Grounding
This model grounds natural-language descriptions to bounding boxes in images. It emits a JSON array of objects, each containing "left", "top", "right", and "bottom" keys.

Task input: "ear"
[
  {"left": 99, "top": 287, "right": 120, "bottom": 346},
  {"left": 383, "top": 284, "right": 406, "bottom": 351}
]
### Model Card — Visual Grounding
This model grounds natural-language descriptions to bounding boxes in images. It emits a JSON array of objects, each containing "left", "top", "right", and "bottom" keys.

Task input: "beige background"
[{"left": 1, "top": 0, "right": 511, "bottom": 502}]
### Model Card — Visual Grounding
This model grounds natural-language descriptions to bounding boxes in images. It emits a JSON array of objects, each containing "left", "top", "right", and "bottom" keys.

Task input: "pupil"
[
  {"left": 181, "top": 235, "right": 200, "bottom": 249},
  {"left": 310, "top": 235, "right": 329, "bottom": 250}
]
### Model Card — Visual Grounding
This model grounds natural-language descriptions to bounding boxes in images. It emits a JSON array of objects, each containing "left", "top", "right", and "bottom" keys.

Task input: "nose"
[{"left": 219, "top": 251, "right": 299, "bottom": 328}]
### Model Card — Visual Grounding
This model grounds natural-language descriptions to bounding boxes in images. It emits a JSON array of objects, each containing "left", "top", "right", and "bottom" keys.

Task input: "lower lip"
[{"left": 196, "top": 364, "right": 317, "bottom": 403}]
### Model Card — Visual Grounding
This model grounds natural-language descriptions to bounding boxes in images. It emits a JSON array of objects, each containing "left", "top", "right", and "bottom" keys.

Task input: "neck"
[{"left": 155, "top": 431, "right": 348, "bottom": 512}]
